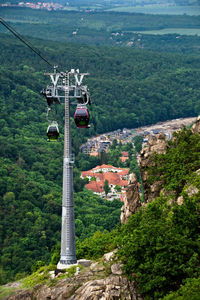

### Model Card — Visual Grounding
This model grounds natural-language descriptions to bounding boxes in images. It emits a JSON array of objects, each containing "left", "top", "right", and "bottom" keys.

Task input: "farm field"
[
  {"left": 108, "top": 5, "right": 200, "bottom": 15},
  {"left": 130, "top": 28, "right": 200, "bottom": 36}
]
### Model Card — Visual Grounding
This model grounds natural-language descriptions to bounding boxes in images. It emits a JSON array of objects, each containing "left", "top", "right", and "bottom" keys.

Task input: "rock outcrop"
[
  {"left": 4, "top": 261, "right": 143, "bottom": 300},
  {"left": 120, "top": 173, "right": 141, "bottom": 224},
  {"left": 139, "top": 133, "right": 167, "bottom": 203},
  {"left": 121, "top": 117, "right": 200, "bottom": 221},
  {"left": 191, "top": 115, "right": 200, "bottom": 134},
  {"left": 72, "top": 275, "right": 142, "bottom": 300}
]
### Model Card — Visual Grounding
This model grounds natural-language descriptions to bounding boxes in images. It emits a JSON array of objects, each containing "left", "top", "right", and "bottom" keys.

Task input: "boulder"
[
  {"left": 77, "top": 259, "right": 92, "bottom": 267},
  {"left": 111, "top": 264, "right": 123, "bottom": 275}
]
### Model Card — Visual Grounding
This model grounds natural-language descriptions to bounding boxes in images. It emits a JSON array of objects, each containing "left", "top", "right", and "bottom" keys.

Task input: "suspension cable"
[{"left": 0, "top": 16, "right": 54, "bottom": 68}]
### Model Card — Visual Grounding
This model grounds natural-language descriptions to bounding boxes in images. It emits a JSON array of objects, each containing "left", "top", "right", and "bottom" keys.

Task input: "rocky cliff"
[
  {"left": 120, "top": 173, "right": 141, "bottom": 224},
  {"left": 120, "top": 132, "right": 167, "bottom": 223},
  {"left": 139, "top": 132, "right": 167, "bottom": 203},
  {"left": 192, "top": 115, "right": 200, "bottom": 134},
  {"left": 3, "top": 258, "right": 143, "bottom": 300}
]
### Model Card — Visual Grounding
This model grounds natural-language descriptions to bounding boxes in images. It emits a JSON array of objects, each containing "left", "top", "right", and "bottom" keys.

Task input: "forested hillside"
[
  {"left": 0, "top": 8, "right": 200, "bottom": 54},
  {"left": 1, "top": 33, "right": 200, "bottom": 137},
  {"left": 0, "top": 30, "right": 200, "bottom": 287}
]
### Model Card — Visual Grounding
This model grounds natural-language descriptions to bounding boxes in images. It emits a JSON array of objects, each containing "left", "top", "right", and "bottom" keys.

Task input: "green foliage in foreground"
[
  {"left": 22, "top": 265, "right": 57, "bottom": 288},
  {"left": 21, "top": 264, "right": 80, "bottom": 288},
  {"left": 76, "top": 230, "right": 118, "bottom": 260},
  {"left": 117, "top": 196, "right": 200, "bottom": 299},
  {"left": 0, "top": 286, "right": 19, "bottom": 299},
  {"left": 163, "top": 277, "right": 200, "bottom": 300},
  {"left": 115, "top": 129, "right": 200, "bottom": 299},
  {"left": 50, "top": 230, "right": 119, "bottom": 265}
]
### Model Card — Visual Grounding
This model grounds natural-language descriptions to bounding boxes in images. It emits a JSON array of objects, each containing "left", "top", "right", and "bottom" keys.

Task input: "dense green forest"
[
  {"left": 0, "top": 8, "right": 200, "bottom": 54},
  {"left": 1, "top": 33, "right": 200, "bottom": 134}
]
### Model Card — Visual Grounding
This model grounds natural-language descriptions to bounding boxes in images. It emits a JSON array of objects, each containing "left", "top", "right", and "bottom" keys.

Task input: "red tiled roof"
[
  {"left": 84, "top": 174, "right": 128, "bottom": 193},
  {"left": 103, "top": 173, "right": 121, "bottom": 185},
  {"left": 117, "top": 180, "right": 128, "bottom": 187},
  {"left": 81, "top": 165, "right": 129, "bottom": 191},
  {"left": 92, "top": 164, "right": 119, "bottom": 171},
  {"left": 85, "top": 178, "right": 128, "bottom": 194},
  {"left": 121, "top": 151, "right": 129, "bottom": 157},
  {"left": 119, "top": 169, "right": 129, "bottom": 176},
  {"left": 83, "top": 164, "right": 129, "bottom": 173},
  {"left": 82, "top": 171, "right": 94, "bottom": 177},
  {"left": 85, "top": 180, "right": 104, "bottom": 193}
]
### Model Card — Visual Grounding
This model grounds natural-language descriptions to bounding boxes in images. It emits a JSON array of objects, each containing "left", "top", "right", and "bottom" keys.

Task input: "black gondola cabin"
[
  {"left": 47, "top": 122, "right": 59, "bottom": 141},
  {"left": 74, "top": 106, "right": 90, "bottom": 128}
]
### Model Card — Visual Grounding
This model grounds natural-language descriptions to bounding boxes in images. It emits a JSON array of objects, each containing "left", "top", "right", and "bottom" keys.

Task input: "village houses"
[{"left": 81, "top": 164, "right": 129, "bottom": 200}]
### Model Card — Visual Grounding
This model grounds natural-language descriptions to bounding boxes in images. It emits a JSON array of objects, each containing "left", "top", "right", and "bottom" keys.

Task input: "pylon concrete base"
[{"left": 57, "top": 262, "right": 78, "bottom": 270}]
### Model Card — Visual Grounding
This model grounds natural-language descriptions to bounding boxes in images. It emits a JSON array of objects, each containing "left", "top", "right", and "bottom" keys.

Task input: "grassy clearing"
[
  {"left": 0, "top": 264, "right": 82, "bottom": 298},
  {"left": 63, "top": 7, "right": 79, "bottom": 11},
  {"left": 108, "top": 5, "right": 200, "bottom": 16},
  {"left": 129, "top": 28, "right": 200, "bottom": 36},
  {"left": 0, "top": 286, "right": 21, "bottom": 299},
  {"left": 21, "top": 265, "right": 80, "bottom": 288}
]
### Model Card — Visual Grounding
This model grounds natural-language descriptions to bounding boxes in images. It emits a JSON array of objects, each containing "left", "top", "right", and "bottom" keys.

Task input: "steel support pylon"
[
  {"left": 44, "top": 68, "right": 89, "bottom": 269},
  {"left": 59, "top": 72, "right": 76, "bottom": 266}
]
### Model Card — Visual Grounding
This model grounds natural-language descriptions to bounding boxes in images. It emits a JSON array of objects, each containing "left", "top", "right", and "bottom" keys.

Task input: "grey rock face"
[
  {"left": 139, "top": 133, "right": 167, "bottom": 203},
  {"left": 121, "top": 173, "right": 141, "bottom": 224}
]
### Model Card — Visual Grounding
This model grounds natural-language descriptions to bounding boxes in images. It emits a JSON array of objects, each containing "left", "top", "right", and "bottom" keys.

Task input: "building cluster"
[
  {"left": 81, "top": 164, "right": 129, "bottom": 200},
  {"left": 0, "top": 2, "right": 95, "bottom": 11},
  {"left": 81, "top": 118, "right": 195, "bottom": 157},
  {"left": 80, "top": 128, "right": 134, "bottom": 155},
  {"left": 1, "top": 2, "right": 64, "bottom": 10}
]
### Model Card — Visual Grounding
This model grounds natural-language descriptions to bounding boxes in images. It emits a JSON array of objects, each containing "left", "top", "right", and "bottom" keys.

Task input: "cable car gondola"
[
  {"left": 74, "top": 105, "right": 90, "bottom": 128},
  {"left": 47, "top": 122, "right": 59, "bottom": 142}
]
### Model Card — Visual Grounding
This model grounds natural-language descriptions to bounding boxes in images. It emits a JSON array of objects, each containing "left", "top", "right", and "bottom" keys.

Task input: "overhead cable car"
[
  {"left": 47, "top": 122, "right": 59, "bottom": 142},
  {"left": 74, "top": 105, "right": 90, "bottom": 128}
]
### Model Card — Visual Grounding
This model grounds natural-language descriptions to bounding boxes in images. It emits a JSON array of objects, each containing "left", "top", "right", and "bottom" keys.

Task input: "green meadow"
[
  {"left": 108, "top": 5, "right": 200, "bottom": 16},
  {"left": 129, "top": 28, "right": 200, "bottom": 36}
]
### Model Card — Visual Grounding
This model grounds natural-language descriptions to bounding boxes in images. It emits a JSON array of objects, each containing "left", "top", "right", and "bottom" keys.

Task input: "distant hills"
[{"left": 0, "top": 0, "right": 199, "bottom": 6}]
